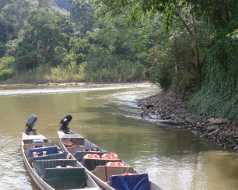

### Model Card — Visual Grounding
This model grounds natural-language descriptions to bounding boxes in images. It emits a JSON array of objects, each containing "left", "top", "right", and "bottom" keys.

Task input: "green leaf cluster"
[
  {"left": 0, "top": 0, "right": 156, "bottom": 82},
  {"left": 98, "top": 0, "right": 238, "bottom": 119}
]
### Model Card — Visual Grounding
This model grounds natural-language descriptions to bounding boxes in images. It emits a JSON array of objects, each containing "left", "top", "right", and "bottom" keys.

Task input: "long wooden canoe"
[
  {"left": 57, "top": 131, "right": 161, "bottom": 190},
  {"left": 21, "top": 132, "right": 100, "bottom": 190}
]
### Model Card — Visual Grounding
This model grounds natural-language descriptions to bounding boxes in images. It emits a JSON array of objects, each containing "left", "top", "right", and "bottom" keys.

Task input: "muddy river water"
[{"left": 0, "top": 83, "right": 237, "bottom": 190}]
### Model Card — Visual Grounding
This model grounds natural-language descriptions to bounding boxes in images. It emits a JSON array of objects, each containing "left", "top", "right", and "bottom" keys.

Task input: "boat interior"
[
  {"left": 61, "top": 137, "right": 145, "bottom": 183},
  {"left": 23, "top": 137, "right": 98, "bottom": 189}
]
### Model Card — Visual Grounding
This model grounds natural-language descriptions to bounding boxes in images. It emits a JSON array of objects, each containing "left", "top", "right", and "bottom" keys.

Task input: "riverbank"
[
  {"left": 138, "top": 91, "right": 238, "bottom": 151},
  {"left": 0, "top": 82, "right": 155, "bottom": 96},
  {"left": 0, "top": 82, "right": 86, "bottom": 90},
  {"left": 0, "top": 82, "right": 151, "bottom": 90}
]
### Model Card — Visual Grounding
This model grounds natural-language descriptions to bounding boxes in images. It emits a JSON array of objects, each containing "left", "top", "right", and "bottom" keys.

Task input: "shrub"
[{"left": 0, "top": 56, "right": 15, "bottom": 81}]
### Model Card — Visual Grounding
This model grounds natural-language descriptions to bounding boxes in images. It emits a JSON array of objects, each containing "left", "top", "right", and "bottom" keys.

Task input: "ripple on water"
[
  {"left": 128, "top": 154, "right": 208, "bottom": 190},
  {"left": 0, "top": 136, "right": 33, "bottom": 190}
]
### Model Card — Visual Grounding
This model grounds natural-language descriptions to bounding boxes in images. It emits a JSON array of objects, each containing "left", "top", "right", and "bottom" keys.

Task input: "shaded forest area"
[{"left": 1, "top": 0, "right": 238, "bottom": 119}]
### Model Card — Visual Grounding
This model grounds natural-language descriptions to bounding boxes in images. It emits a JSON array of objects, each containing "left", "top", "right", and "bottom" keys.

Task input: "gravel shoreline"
[{"left": 138, "top": 91, "right": 238, "bottom": 151}]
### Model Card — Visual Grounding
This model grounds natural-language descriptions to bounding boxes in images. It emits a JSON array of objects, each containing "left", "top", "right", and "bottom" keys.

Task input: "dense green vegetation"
[
  {"left": 0, "top": 0, "right": 156, "bottom": 82},
  {"left": 96, "top": 0, "right": 238, "bottom": 119},
  {"left": 1, "top": 0, "right": 238, "bottom": 119}
]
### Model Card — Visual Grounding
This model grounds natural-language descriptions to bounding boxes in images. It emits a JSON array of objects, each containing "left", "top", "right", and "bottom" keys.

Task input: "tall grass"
[
  {"left": 84, "top": 61, "right": 145, "bottom": 82},
  {"left": 46, "top": 63, "right": 86, "bottom": 82},
  {"left": 9, "top": 63, "right": 86, "bottom": 83}
]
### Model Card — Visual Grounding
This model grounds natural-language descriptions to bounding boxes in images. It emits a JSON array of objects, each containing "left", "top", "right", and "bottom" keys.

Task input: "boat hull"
[
  {"left": 57, "top": 131, "right": 161, "bottom": 190},
  {"left": 21, "top": 134, "right": 55, "bottom": 190},
  {"left": 22, "top": 132, "right": 101, "bottom": 190}
]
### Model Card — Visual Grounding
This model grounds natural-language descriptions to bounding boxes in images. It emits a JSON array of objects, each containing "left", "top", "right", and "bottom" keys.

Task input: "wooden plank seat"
[
  {"left": 70, "top": 137, "right": 85, "bottom": 145},
  {"left": 84, "top": 159, "right": 121, "bottom": 170},
  {"left": 27, "top": 146, "right": 59, "bottom": 157},
  {"left": 45, "top": 167, "right": 87, "bottom": 189},
  {"left": 23, "top": 142, "right": 56, "bottom": 150},
  {"left": 62, "top": 138, "right": 85, "bottom": 147},
  {"left": 65, "top": 146, "right": 82, "bottom": 155},
  {"left": 74, "top": 151, "right": 107, "bottom": 162},
  {"left": 32, "top": 152, "right": 68, "bottom": 162},
  {"left": 33, "top": 159, "right": 87, "bottom": 189},
  {"left": 63, "top": 138, "right": 101, "bottom": 155},
  {"left": 83, "top": 158, "right": 121, "bottom": 171},
  {"left": 33, "top": 159, "right": 78, "bottom": 177},
  {"left": 84, "top": 139, "right": 101, "bottom": 151}
]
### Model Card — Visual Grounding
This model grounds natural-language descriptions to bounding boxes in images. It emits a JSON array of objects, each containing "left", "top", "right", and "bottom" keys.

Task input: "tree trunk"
[{"left": 176, "top": 7, "right": 201, "bottom": 82}]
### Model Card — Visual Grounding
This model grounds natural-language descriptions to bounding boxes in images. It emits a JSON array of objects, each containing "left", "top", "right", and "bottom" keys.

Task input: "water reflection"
[{"left": 0, "top": 84, "right": 237, "bottom": 190}]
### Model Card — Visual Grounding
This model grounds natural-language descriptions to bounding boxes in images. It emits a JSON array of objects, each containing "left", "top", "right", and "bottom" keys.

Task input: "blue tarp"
[{"left": 109, "top": 173, "right": 150, "bottom": 190}]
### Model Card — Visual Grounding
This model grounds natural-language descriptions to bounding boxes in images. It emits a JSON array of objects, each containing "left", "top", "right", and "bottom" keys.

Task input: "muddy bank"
[{"left": 138, "top": 91, "right": 238, "bottom": 151}]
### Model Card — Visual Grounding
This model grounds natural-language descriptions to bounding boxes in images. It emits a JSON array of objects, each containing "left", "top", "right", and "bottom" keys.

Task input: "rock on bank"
[{"left": 138, "top": 91, "right": 238, "bottom": 151}]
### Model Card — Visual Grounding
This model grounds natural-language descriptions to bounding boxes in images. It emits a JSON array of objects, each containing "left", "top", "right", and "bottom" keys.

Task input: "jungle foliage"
[
  {"left": 98, "top": 0, "right": 238, "bottom": 119},
  {"left": 1, "top": 0, "right": 238, "bottom": 118},
  {"left": 0, "top": 0, "right": 156, "bottom": 82}
]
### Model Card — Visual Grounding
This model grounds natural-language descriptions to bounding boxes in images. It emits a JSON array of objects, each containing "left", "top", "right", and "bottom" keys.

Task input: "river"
[{"left": 0, "top": 83, "right": 237, "bottom": 190}]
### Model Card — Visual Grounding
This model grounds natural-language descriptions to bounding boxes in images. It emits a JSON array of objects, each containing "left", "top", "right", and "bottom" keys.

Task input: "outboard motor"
[
  {"left": 25, "top": 114, "right": 38, "bottom": 135},
  {"left": 59, "top": 114, "right": 72, "bottom": 134}
]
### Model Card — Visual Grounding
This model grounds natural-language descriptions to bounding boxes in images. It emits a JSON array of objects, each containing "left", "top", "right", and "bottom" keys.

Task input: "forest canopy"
[
  {"left": 1, "top": 0, "right": 238, "bottom": 119},
  {"left": 0, "top": 0, "right": 156, "bottom": 82}
]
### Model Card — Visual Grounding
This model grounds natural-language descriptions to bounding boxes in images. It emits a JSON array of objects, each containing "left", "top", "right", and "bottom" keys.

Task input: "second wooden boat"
[{"left": 57, "top": 130, "right": 161, "bottom": 190}]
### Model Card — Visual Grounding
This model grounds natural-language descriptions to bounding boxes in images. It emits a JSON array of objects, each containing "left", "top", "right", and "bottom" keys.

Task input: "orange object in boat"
[
  {"left": 101, "top": 152, "right": 118, "bottom": 160},
  {"left": 84, "top": 153, "right": 100, "bottom": 159},
  {"left": 106, "top": 161, "right": 127, "bottom": 167}
]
